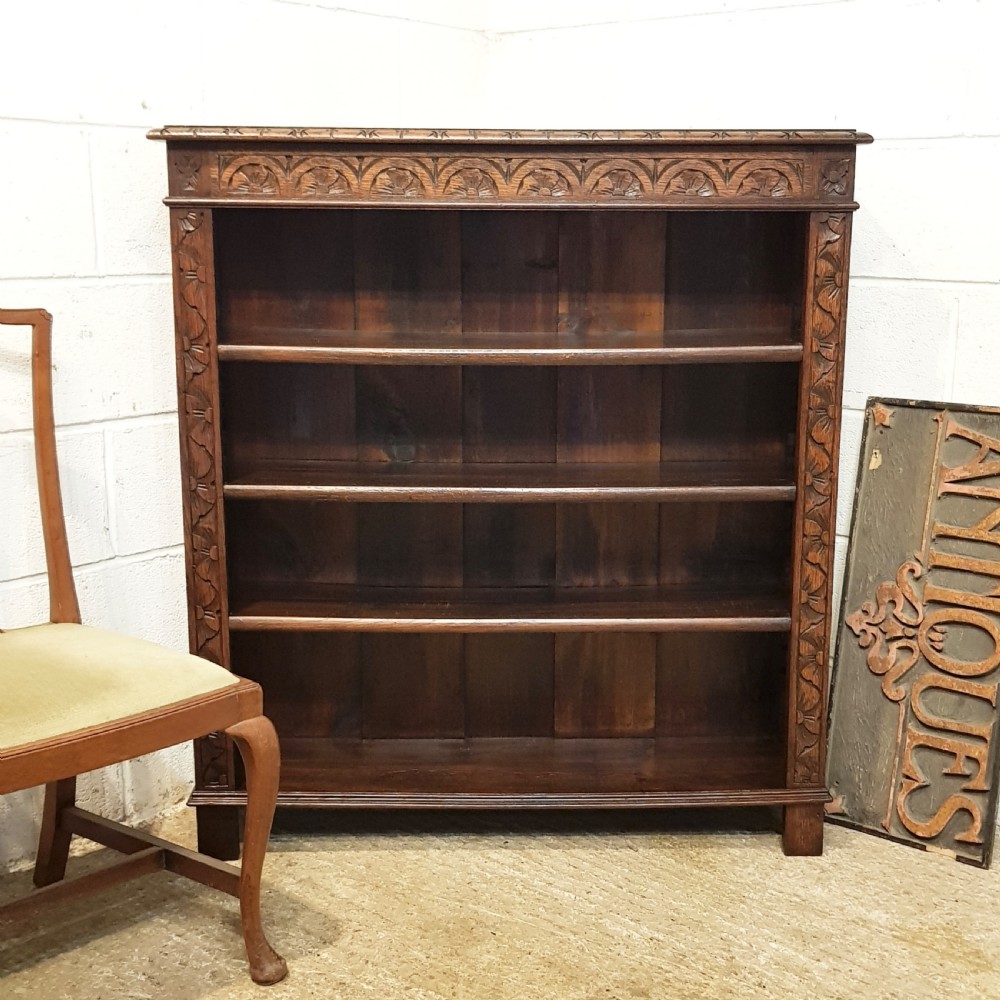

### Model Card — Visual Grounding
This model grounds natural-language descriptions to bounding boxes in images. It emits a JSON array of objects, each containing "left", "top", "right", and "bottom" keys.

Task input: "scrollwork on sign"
[{"left": 791, "top": 212, "right": 849, "bottom": 785}]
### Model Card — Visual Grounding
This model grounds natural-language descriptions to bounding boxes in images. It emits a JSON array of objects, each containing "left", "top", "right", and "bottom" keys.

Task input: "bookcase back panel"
[
  {"left": 227, "top": 630, "right": 786, "bottom": 745},
  {"left": 464, "top": 505, "right": 556, "bottom": 587},
  {"left": 360, "top": 634, "right": 466, "bottom": 738},
  {"left": 461, "top": 213, "right": 560, "bottom": 333},
  {"left": 220, "top": 363, "right": 796, "bottom": 475},
  {"left": 227, "top": 500, "right": 358, "bottom": 589},
  {"left": 229, "top": 632, "right": 363, "bottom": 738},
  {"left": 557, "top": 213, "right": 667, "bottom": 334},
  {"left": 463, "top": 367, "right": 557, "bottom": 463},
  {"left": 214, "top": 209, "right": 806, "bottom": 345},
  {"left": 226, "top": 500, "right": 791, "bottom": 596},
  {"left": 355, "top": 212, "right": 463, "bottom": 333},
  {"left": 554, "top": 633, "right": 658, "bottom": 737},
  {"left": 660, "top": 362, "right": 799, "bottom": 466},
  {"left": 556, "top": 368, "right": 662, "bottom": 463},
  {"left": 220, "top": 363, "right": 357, "bottom": 467},
  {"left": 658, "top": 502, "right": 794, "bottom": 590},
  {"left": 664, "top": 212, "right": 807, "bottom": 331},
  {"left": 655, "top": 632, "right": 787, "bottom": 740},
  {"left": 355, "top": 367, "right": 463, "bottom": 463},
  {"left": 464, "top": 634, "right": 556, "bottom": 737},
  {"left": 215, "top": 210, "right": 355, "bottom": 334}
]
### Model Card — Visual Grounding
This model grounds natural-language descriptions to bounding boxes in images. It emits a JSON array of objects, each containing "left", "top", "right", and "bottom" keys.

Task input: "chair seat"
[{"left": 0, "top": 623, "right": 239, "bottom": 752}]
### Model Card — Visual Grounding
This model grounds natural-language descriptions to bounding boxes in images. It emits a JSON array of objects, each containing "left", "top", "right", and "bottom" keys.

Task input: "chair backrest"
[{"left": 1, "top": 309, "right": 80, "bottom": 624}]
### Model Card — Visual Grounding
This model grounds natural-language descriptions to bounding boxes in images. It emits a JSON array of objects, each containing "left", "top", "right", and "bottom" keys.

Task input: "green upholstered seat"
[{"left": 0, "top": 623, "right": 238, "bottom": 752}]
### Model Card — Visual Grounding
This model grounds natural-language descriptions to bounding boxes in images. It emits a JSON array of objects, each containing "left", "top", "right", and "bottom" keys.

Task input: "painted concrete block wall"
[
  {"left": 0, "top": 0, "right": 489, "bottom": 871},
  {"left": 2, "top": 0, "right": 997, "bottom": 869}
]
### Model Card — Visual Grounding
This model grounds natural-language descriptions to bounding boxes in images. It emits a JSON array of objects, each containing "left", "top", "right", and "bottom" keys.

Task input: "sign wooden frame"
[{"left": 828, "top": 397, "right": 1000, "bottom": 867}]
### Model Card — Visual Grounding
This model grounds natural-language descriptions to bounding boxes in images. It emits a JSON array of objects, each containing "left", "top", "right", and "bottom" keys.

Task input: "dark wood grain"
[
  {"left": 660, "top": 362, "right": 800, "bottom": 465},
  {"left": 355, "top": 211, "right": 461, "bottom": 333},
  {"left": 558, "top": 212, "right": 666, "bottom": 335},
  {"left": 220, "top": 363, "right": 357, "bottom": 473},
  {"left": 357, "top": 503, "right": 462, "bottom": 588},
  {"left": 658, "top": 501, "right": 794, "bottom": 590},
  {"left": 557, "top": 368, "right": 663, "bottom": 462},
  {"left": 230, "top": 632, "right": 362, "bottom": 738},
  {"left": 360, "top": 635, "right": 464, "bottom": 738},
  {"left": 465, "top": 635, "right": 555, "bottom": 737},
  {"left": 656, "top": 633, "right": 787, "bottom": 739},
  {"left": 215, "top": 209, "right": 355, "bottom": 341},
  {"left": 664, "top": 212, "right": 806, "bottom": 332},
  {"left": 463, "top": 367, "right": 557, "bottom": 463},
  {"left": 463, "top": 505, "right": 555, "bottom": 586},
  {"left": 554, "top": 633, "right": 657, "bottom": 737},
  {"left": 461, "top": 213, "right": 559, "bottom": 334},
  {"left": 556, "top": 503, "right": 660, "bottom": 587},
  {"left": 355, "top": 366, "right": 462, "bottom": 463},
  {"left": 225, "top": 500, "right": 358, "bottom": 589}
]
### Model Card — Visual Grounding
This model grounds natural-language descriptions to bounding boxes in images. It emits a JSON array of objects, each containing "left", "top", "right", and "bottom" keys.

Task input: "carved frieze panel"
[
  {"left": 828, "top": 400, "right": 1000, "bottom": 867},
  {"left": 161, "top": 147, "right": 860, "bottom": 206}
]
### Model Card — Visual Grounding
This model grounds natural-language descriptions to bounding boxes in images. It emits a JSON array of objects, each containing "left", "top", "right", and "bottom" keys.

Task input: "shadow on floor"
[
  {"left": 270, "top": 805, "right": 785, "bottom": 849},
  {"left": 0, "top": 846, "right": 340, "bottom": 994}
]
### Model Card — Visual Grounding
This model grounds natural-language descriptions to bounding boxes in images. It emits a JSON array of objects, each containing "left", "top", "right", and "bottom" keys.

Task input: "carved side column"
[
  {"left": 787, "top": 211, "right": 853, "bottom": 790},
  {"left": 169, "top": 208, "right": 235, "bottom": 799}
]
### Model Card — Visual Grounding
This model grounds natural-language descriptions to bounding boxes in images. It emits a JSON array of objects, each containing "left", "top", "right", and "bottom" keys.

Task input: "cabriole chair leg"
[{"left": 227, "top": 716, "right": 288, "bottom": 985}]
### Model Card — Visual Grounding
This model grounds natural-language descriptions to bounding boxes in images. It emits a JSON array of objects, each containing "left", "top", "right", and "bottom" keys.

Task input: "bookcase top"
[{"left": 148, "top": 126, "right": 873, "bottom": 146}]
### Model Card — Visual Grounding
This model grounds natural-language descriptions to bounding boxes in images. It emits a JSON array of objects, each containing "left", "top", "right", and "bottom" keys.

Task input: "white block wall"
[{"left": 2, "top": 0, "right": 997, "bottom": 869}]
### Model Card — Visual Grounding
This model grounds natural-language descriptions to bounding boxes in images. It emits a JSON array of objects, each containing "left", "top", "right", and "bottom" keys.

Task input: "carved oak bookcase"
[{"left": 150, "top": 127, "right": 871, "bottom": 858}]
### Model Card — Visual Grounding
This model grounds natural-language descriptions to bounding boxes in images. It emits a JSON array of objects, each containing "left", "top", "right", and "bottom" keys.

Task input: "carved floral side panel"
[
  {"left": 788, "top": 212, "right": 852, "bottom": 787},
  {"left": 169, "top": 208, "right": 233, "bottom": 790}
]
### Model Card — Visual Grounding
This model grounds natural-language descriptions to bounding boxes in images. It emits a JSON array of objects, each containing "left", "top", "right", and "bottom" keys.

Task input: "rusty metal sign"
[{"left": 828, "top": 398, "right": 1000, "bottom": 866}]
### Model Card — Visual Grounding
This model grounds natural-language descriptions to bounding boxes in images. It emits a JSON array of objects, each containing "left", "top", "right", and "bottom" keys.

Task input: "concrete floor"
[{"left": 0, "top": 809, "right": 997, "bottom": 999}]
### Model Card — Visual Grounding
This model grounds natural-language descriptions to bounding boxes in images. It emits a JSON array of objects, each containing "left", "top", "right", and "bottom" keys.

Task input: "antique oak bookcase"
[{"left": 151, "top": 127, "right": 870, "bottom": 858}]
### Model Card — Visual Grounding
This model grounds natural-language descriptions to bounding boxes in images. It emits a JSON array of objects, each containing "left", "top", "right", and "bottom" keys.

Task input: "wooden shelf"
[
  {"left": 217, "top": 327, "right": 803, "bottom": 365},
  {"left": 223, "top": 459, "right": 797, "bottom": 502},
  {"left": 228, "top": 584, "right": 791, "bottom": 633},
  {"left": 270, "top": 736, "right": 790, "bottom": 803}
]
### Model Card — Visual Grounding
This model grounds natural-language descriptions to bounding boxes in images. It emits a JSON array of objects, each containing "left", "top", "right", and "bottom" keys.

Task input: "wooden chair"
[{"left": 0, "top": 309, "right": 287, "bottom": 985}]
